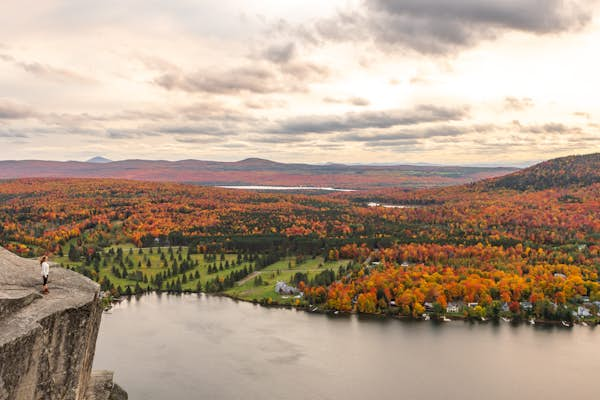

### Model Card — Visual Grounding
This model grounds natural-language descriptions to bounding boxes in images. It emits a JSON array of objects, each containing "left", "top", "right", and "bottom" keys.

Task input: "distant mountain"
[
  {"left": 484, "top": 153, "right": 600, "bottom": 191},
  {"left": 0, "top": 158, "right": 517, "bottom": 189},
  {"left": 86, "top": 156, "right": 112, "bottom": 163}
]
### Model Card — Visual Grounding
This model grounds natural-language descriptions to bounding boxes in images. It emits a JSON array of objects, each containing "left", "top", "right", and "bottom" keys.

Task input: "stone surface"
[
  {"left": 84, "top": 371, "right": 127, "bottom": 400},
  {"left": 0, "top": 247, "right": 126, "bottom": 400}
]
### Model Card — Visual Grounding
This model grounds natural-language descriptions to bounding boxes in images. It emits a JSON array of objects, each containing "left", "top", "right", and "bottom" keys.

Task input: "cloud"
[
  {"left": 269, "top": 105, "right": 468, "bottom": 134},
  {"left": 244, "top": 98, "right": 287, "bottom": 109},
  {"left": 174, "top": 136, "right": 228, "bottom": 144},
  {"left": 0, "top": 53, "right": 93, "bottom": 83},
  {"left": 157, "top": 124, "right": 239, "bottom": 136},
  {"left": 279, "top": 62, "right": 329, "bottom": 81},
  {"left": 341, "top": 125, "right": 471, "bottom": 142},
  {"left": 323, "top": 96, "right": 370, "bottom": 106},
  {"left": 513, "top": 121, "right": 584, "bottom": 135},
  {"left": 154, "top": 60, "right": 328, "bottom": 94},
  {"left": 262, "top": 42, "right": 296, "bottom": 63},
  {"left": 299, "top": 0, "right": 597, "bottom": 55},
  {"left": 155, "top": 66, "right": 278, "bottom": 94},
  {"left": 504, "top": 96, "right": 534, "bottom": 111},
  {"left": 573, "top": 111, "right": 591, "bottom": 119},
  {"left": 0, "top": 100, "right": 34, "bottom": 119},
  {"left": 0, "top": 128, "right": 28, "bottom": 138}
]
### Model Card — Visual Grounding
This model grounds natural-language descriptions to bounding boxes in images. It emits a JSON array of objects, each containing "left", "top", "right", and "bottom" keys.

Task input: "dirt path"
[{"left": 236, "top": 271, "right": 261, "bottom": 286}]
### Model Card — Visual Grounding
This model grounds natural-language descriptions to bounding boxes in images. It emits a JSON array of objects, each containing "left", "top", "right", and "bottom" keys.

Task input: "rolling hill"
[
  {"left": 0, "top": 158, "right": 517, "bottom": 189},
  {"left": 484, "top": 153, "right": 600, "bottom": 191}
]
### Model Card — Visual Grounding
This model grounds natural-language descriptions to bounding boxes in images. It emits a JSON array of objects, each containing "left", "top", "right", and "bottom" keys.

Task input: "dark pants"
[{"left": 43, "top": 275, "right": 48, "bottom": 285}]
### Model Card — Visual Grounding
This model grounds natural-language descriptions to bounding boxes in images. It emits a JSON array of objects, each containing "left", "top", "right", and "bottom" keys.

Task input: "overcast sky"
[{"left": 0, "top": 0, "right": 599, "bottom": 164}]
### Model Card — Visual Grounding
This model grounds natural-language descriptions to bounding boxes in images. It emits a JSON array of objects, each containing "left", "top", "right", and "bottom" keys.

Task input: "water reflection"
[{"left": 94, "top": 293, "right": 599, "bottom": 400}]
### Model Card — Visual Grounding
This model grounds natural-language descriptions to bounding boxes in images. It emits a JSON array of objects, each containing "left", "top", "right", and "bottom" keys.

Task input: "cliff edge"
[{"left": 0, "top": 247, "right": 126, "bottom": 400}]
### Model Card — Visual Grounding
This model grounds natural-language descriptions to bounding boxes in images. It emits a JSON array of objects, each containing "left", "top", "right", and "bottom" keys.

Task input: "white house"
[
  {"left": 520, "top": 301, "right": 533, "bottom": 311},
  {"left": 576, "top": 306, "right": 592, "bottom": 318},
  {"left": 446, "top": 303, "right": 460, "bottom": 313},
  {"left": 275, "top": 281, "right": 298, "bottom": 295}
]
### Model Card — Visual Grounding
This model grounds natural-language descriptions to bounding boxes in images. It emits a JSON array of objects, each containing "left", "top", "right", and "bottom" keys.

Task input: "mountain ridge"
[{"left": 0, "top": 158, "right": 517, "bottom": 189}]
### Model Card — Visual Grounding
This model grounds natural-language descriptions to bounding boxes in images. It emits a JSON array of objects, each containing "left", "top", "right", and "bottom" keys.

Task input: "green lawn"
[
  {"left": 58, "top": 245, "right": 253, "bottom": 293},
  {"left": 56, "top": 245, "right": 350, "bottom": 303},
  {"left": 226, "top": 256, "right": 349, "bottom": 304}
]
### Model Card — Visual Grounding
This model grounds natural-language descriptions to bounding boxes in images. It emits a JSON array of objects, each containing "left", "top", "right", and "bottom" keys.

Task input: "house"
[
  {"left": 367, "top": 261, "right": 380, "bottom": 269},
  {"left": 501, "top": 302, "right": 510, "bottom": 313},
  {"left": 554, "top": 273, "right": 567, "bottom": 279},
  {"left": 424, "top": 302, "right": 435, "bottom": 312},
  {"left": 575, "top": 306, "right": 592, "bottom": 318},
  {"left": 275, "top": 281, "right": 299, "bottom": 295},
  {"left": 520, "top": 301, "right": 533, "bottom": 311},
  {"left": 446, "top": 302, "right": 461, "bottom": 313},
  {"left": 467, "top": 302, "right": 479, "bottom": 308},
  {"left": 400, "top": 261, "right": 409, "bottom": 268}
]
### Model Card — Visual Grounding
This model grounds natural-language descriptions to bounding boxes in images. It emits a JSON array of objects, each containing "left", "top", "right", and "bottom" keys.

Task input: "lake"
[
  {"left": 217, "top": 185, "right": 356, "bottom": 192},
  {"left": 366, "top": 202, "right": 419, "bottom": 208},
  {"left": 94, "top": 294, "right": 599, "bottom": 400}
]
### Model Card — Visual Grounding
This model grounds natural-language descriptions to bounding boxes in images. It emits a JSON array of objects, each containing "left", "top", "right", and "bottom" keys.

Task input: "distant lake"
[
  {"left": 366, "top": 202, "right": 419, "bottom": 208},
  {"left": 217, "top": 185, "right": 356, "bottom": 192},
  {"left": 94, "top": 294, "right": 599, "bottom": 400}
]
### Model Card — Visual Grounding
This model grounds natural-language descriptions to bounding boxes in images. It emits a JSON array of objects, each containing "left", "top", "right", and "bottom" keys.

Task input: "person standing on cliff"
[{"left": 41, "top": 255, "right": 50, "bottom": 294}]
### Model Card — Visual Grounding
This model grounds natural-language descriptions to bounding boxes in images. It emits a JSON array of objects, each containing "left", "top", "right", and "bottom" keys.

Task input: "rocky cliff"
[{"left": 0, "top": 247, "right": 126, "bottom": 400}]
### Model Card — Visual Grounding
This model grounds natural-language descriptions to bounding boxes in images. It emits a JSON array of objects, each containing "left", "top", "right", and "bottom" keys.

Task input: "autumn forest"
[{"left": 1, "top": 153, "right": 599, "bottom": 324}]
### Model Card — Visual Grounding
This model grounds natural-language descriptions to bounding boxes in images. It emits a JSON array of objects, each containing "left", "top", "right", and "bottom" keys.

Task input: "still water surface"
[
  {"left": 217, "top": 185, "right": 356, "bottom": 192},
  {"left": 94, "top": 294, "right": 599, "bottom": 400}
]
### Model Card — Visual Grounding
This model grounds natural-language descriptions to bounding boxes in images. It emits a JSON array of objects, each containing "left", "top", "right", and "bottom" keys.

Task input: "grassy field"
[
  {"left": 57, "top": 245, "right": 253, "bottom": 293},
  {"left": 55, "top": 244, "right": 351, "bottom": 303},
  {"left": 225, "top": 256, "right": 349, "bottom": 304}
]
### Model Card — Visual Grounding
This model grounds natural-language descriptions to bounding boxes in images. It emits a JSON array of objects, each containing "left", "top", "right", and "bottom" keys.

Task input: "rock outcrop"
[{"left": 0, "top": 247, "right": 126, "bottom": 400}]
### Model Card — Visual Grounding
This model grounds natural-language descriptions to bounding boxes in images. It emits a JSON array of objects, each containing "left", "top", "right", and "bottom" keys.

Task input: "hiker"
[{"left": 41, "top": 255, "right": 50, "bottom": 294}]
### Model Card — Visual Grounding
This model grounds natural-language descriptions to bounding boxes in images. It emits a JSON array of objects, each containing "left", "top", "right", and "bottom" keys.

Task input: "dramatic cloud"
[
  {"left": 0, "top": 0, "right": 598, "bottom": 163},
  {"left": 306, "top": 0, "right": 597, "bottom": 54}
]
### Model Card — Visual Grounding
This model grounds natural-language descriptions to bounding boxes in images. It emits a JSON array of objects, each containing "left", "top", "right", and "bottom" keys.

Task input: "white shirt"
[{"left": 41, "top": 261, "right": 50, "bottom": 277}]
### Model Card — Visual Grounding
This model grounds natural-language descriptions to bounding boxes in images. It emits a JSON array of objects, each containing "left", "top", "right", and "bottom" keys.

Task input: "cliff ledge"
[{"left": 0, "top": 247, "right": 126, "bottom": 400}]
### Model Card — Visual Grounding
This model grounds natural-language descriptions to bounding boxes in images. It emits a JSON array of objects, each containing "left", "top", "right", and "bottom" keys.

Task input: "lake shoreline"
[{"left": 108, "top": 291, "right": 597, "bottom": 328}]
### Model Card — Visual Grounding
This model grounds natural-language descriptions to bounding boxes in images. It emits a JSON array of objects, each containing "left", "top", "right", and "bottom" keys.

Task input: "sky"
[{"left": 0, "top": 0, "right": 599, "bottom": 165}]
